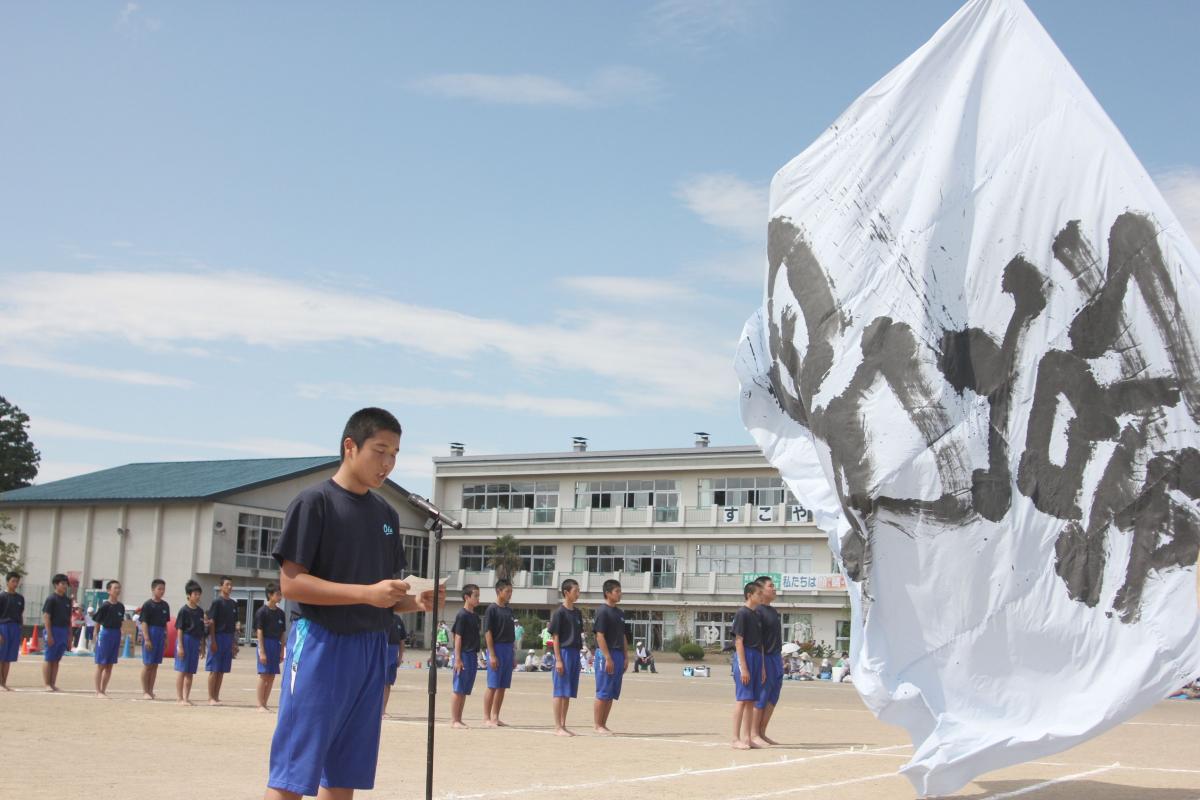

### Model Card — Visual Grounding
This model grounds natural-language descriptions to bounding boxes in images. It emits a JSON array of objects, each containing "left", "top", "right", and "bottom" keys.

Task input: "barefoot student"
[
  {"left": 0, "top": 572, "right": 25, "bottom": 691},
  {"left": 592, "top": 579, "right": 627, "bottom": 736},
  {"left": 548, "top": 578, "right": 583, "bottom": 736},
  {"left": 754, "top": 575, "right": 784, "bottom": 745},
  {"left": 264, "top": 407, "right": 443, "bottom": 800},
  {"left": 482, "top": 578, "right": 516, "bottom": 728},
  {"left": 449, "top": 583, "right": 481, "bottom": 729},
  {"left": 174, "top": 580, "right": 207, "bottom": 705},
  {"left": 731, "top": 581, "right": 766, "bottom": 750},
  {"left": 93, "top": 580, "right": 124, "bottom": 698},
  {"left": 139, "top": 578, "right": 170, "bottom": 700},
  {"left": 41, "top": 573, "right": 72, "bottom": 692},
  {"left": 255, "top": 582, "right": 286, "bottom": 712},
  {"left": 207, "top": 576, "right": 238, "bottom": 705}
]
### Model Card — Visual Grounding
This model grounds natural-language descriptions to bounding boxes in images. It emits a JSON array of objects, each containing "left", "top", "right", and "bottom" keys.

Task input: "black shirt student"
[
  {"left": 756, "top": 603, "right": 782, "bottom": 654},
  {"left": 255, "top": 605, "right": 287, "bottom": 641},
  {"left": 140, "top": 598, "right": 171, "bottom": 628},
  {"left": 176, "top": 605, "right": 206, "bottom": 639},
  {"left": 733, "top": 606, "right": 763, "bottom": 649},
  {"left": 94, "top": 601, "right": 126, "bottom": 630},
  {"left": 452, "top": 608, "right": 481, "bottom": 652},
  {"left": 548, "top": 605, "right": 583, "bottom": 650},
  {"left": 0, "top": 591, "right": 25, "bottom": 624},
  {"left": 42, "top": 593, "right": 73, "bottom": 629},
  {"left": 483, "top": 604, "right": 515, "bottom": 644},
  {"left": 592, "top": 605, "right": 627, "bottom": 651},
  {"left": 208, "top": 596, "right": 238, "bottom": 636}
]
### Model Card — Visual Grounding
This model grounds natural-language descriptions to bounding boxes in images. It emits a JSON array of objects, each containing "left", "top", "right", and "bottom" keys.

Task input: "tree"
[
  {"left": 0, "top": 514, "right": 23, "bottom": 577},
  {"left": 487, "top": 534, "right": 523, "bottom": 580},
  {"left": 0, "top": 396, "right": 40, "bottom": 491}
]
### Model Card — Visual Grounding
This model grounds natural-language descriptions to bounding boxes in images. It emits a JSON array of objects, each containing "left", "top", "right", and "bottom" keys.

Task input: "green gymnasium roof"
[{"left": 0, "top": 456, "right": 341, "bottom": 505}]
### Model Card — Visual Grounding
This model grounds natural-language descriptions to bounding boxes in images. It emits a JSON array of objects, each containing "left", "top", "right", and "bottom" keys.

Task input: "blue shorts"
[
  {"left": 452, "top": 652, "right": 478, "bottom": 695},
  {"left": 142, "top": 626, "right": 166, "bottom": 665},
  {"left": 757, "top": 652, "right": 784, "bottom": 708},
  {"left": 733, "top": 648, "right": 765, "bottom": 702},
  {"left": 486, "top": 641, "right": 514, "bottom": 690},
  {"left": 595, "top": 649, "right": 625, "bottom": 701},
  {"left": 206, "top": 632, "right": 234, "bottom": 673},
  {"left": 95, "top": 627, "right": 121, "bottom": 665},
  {"left": 174, "top": 634, "right": 202, "bottom": 674},
  {"left": 259, "top": 637, "right": 282, "bottom": 675},
  {"left": 267, "top": 619, "right": 388, "bottom": 796},
  {"left": 385, "top": 643, "right": 400, "bottom": 685},
  {"left": 552, "top": 647, "right": 581, "bottom": 698},
  {"left": 0, "top": 621, "right": 20, "bottom": 662},
  {"left": 44, "top": 626, "right": 69, "bottom": 662}
]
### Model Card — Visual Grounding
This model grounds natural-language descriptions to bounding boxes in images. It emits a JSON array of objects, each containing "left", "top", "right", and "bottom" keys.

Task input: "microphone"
[{"left": 405, "top": 492, "right": 463, "bottom": 530}]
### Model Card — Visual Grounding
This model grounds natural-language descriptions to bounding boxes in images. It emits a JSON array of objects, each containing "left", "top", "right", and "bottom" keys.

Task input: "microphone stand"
[{"left": 424, "top": 516, "right": 444, "bottom": 800}]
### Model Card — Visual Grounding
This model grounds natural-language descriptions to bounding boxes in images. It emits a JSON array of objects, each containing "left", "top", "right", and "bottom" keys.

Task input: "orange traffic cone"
[
  {"left": 29, "top": 625, "right": 40, "bottom": 653},
  {"left": 20, "top": 636, "right": 29, "bottom": 655}
]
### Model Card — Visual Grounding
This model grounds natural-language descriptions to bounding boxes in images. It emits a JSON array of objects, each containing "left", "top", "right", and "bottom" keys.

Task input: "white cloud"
[
  {"left": 409, "top": 66, "right": 661, "bottom": 108},
  {"left": 0, "top": 352, "right": 192, "bottom": 388},
  {"left": 30, "top": 417, "right": 327, "bottom": 457},
  {"left": 558, "top": 276, "right": 698, "bottom": 304},
  {"left": 675, "top": 173, "right": 767, "bottom": 240},
  {"left": 1156, "top": 167, "right": 1200, "bottom": 250},
  {"left": 31, "top": 461, "right": 108, "bottom": 485},
  {"left": 296, "top": 383, "right": 618, "bottom": 418},
  {"left": 0, "top": 270, "right": 734, "bottom": 410},
  {"left": 639, "top": 0, "right": 764, "bottom": 52}
]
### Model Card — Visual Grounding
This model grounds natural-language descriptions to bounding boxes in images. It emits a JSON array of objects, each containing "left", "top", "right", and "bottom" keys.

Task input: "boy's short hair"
[
  {"left": 560, "top": 578, "right": 579, "bottom": 595},
  {"left": 106, "top": 579, "right": 121, "bottom": 590},
  {"left": 754, "top": 575, "right": 775, "bottom": 587},
  {"left": 52, "top": 573, "right": 69, "bottom": 585},
  {"left": 462, "top": 583, "right": 479, "bottom": 599},
  {"left": 151, "top": 578, "right": 165, "bottom": 589},
  {"left": 6, "top": 571, "right": 22, "bottom": 582},
  {"left": 185, "top": 580, "right": 202, "bottom": 595},
  {"left": 340, "top": 407, "right": 403, "bottom": 461},
  {"left": 220, "top": 575, "right": 233, "bottom": 586},
  {"left": 494, "top": 578, "right": 512, "bottom": 592},
  {"left": 743, "top": 581, "right": 763, "bottom": 599},
  {"left": 265, "top": 582, "right": 279, "bottom": 596},
  {"left": 602, "top": 579, "right": 621, "bottom": 596}
]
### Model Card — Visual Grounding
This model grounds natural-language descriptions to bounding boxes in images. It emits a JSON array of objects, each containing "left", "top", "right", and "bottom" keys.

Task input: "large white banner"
[{"left": 737, "top": 0, "right": 1200, "bottom": 795}]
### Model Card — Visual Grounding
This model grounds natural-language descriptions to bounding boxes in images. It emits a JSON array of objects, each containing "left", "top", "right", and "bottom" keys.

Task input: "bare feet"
[
  {"left": 594, "top": 726, "right": 614, "bottom": 736},
  {"left": 208, "top": 699, "right": 222, "bottom": 706},
  {"left": 143, "top": 692, "right": 155, "bottom": 701},
  {"left": 450, "top": 721, "right": 469, "bottom": 729},
  {"left": 177, "top": 699, "right": 193, "bottom": 706},
  {"left": 554, "top": 727, "right": 572, "bottom": 737},
  {"left": 749, "top": 738, "right": 768, "bottom": 749},
  {"left": 759, "top": 735, "right": 781, "bottom": 745},
  {"left": 731, "top": 740, "right": 751, "bottom": 750},
  {"left": 0, "top": 685, "right": 11, "bottom": 692},
  {"left": 95, "top": 692, "right": 110, "bottom": 699},
  {"left": 256, "top": 705, "right": 269, "bottom": 713},
  {"left": 45, "top": 686, "right": 57, "bottom": 693},
  {"left": 494, "top": 719, "right": 508, "bottom": 727},
  {"left": 482, "top": 719, "right": 498, "bottom": 728}
]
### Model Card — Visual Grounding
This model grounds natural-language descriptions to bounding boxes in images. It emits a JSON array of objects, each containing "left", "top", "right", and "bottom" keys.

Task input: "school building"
[
  {"left": 0, "top": 457, "right": 430, "bottom": 641},
  {"left": 431, "top": 437, "right": 852, "bottom": 653}
]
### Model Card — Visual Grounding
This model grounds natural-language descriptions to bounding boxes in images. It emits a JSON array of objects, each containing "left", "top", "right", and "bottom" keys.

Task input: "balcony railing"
[
  {"left": 444, "top": 503, "right": 817, "bottom": 531},
  {"left": 438, "top": 569, "right": 847, "bottom": 597}
]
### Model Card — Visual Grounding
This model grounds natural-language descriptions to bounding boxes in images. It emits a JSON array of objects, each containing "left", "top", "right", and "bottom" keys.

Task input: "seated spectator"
[
  {"left": 818, "top": 657, "right": 833, "bottom": 680},
  {"left": 520, "top": 649, "right": 538, "bottom": 672},
  {"left": 633, "top": 640, "right": 656, "bottom": 673},
  {"left": 540, "top": 650, "right": 555, "bottom": 671},
  {"left": 435, "top": 643, "right": 450, "bottom": 668},
  {"left": 833, "top": 652, "right": 851, "bottom": 683},
  {"left": 795, "top": 652, "right": 815, "bottom": 681}
]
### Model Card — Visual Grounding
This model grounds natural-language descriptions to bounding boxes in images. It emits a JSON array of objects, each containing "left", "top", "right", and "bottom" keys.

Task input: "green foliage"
[
  {"left": 0, "top": 514, "right": 22, "bottom": 577},
  {"left": 0, "top": 396, "right": 40, "bottom": 492},
  {"left": 487, "top": 534, "right": 523, "bottom": 580},
  {"left": 663, "top": 632, "right": 694, "bottom": 653},
  {"left": 517, "top": 613, "right": 544, "bottom": 649},
  {"left": 678, "top": 642, "right": 705, "bottom": 661}
]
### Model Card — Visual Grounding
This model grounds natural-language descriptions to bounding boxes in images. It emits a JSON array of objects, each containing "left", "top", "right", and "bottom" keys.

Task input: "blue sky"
[{"left": 2, "top": 0, "right": 1197, "bottom": 496}]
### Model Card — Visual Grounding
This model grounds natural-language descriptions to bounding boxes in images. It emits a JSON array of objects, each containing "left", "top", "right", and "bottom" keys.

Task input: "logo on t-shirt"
[{"left": 383, "top": 523, "right": 395, "bottom": 536}]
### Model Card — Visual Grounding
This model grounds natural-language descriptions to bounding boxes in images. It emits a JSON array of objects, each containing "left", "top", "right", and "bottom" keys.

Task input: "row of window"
[
  {"left": 234, "top": 512, "right": 427, "bottom": 576},
  {"left": 458, "top": 477, "right": 799, "bottom": 511}
]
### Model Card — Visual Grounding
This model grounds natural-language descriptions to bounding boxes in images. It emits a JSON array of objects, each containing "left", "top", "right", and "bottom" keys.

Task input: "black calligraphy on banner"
[{"left": 762, "top": 212, "right": 1200, "bottom": 622}]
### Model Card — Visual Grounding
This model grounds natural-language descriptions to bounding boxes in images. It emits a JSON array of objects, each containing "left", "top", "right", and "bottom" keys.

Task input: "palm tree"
[{"left": 487, "top": 534, "right": 523, "bottom": 580}]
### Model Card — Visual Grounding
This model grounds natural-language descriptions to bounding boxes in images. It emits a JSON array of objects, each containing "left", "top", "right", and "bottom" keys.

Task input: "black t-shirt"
[
  {"left": 452, "top": 608, "right": 481, "bottom": 652},
  {"left": 548, "top": 605, "right": 583, "bottom": 650},
  {"left": 756, "top": 603, "right": 782, "bottom": 654},
  {"left": 593, "top": 605, "right": 627, "bottom": 652},
  {"left": 42, "top": 593, "right": 73, "bottom": 628},
  {"left": 273, "top": 479, "right": 408, "bottom": 635},
  {"left": 208, "top": 597, "right": 238, "bottom": 635},
  {"left": 483, "top": 604, "right": 515, "bottom": 644},
  {"left": 255, "top": 605, "right": 286, "bottom": 640},
  {"left": 733, "top": 606, "right": 763, "bottom": 649},
  {"left": 140, "top": 599, "right": 171, "bottom": 628},
  {"left": 94, "top": 601, "right": 126, "bottom": 630},
  {"left": 388, "top": 615, "right": 407, "bottom": 646},
  {"left": 175, "top": 605, "right": 206, "bottom": 639},
  {"left": 0, "top": 591, "right": 25, "bottom": 624}
]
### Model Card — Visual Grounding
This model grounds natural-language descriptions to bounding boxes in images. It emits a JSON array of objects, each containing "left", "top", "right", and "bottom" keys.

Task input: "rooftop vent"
[
  {"left": 572, "top": 436, "right": 588, "bottom": 453},
  {"left": 694, "top": 432, "right": 710, "bottom": 448},
  {"left": 449, "top": 442, "right": 465, "bottom": 457}
]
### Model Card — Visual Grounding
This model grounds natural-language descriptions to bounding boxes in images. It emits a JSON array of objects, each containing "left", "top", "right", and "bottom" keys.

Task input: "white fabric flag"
[{"left": 736, "top": 0, "right": 1200, "bottom": 795}]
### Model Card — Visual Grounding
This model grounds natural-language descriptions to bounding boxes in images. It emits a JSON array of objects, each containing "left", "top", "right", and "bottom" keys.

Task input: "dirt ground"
[{"left": 3, "top": 653, "right": 1198, "bottom": 799}]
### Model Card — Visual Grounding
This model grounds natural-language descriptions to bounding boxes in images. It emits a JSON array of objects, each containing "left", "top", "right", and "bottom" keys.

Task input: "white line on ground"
[
  {"left": 724, "top": 770, "right": 901, "bottom": 799},
  {"left": 977, "top": 763, "right": 1119, "bottom": 799}
]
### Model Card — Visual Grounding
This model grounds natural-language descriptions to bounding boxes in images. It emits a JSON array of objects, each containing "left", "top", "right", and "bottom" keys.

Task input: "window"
[
  {"left": 572, "top": 544, "right": 677, "bottom": 582},
  {"left": 574, "top": 479, "right": 680, "bottom": 520},
  {"left": 624, "top": 609, "right": 673, "bottom": 650},
  {"left": 698, "top": 476, "right": 799, "bottom": 508},
  {"left": 695, "top": 543, "right": 812, "bottom": 574},
  {"left": 693, "top": 611, "right": 737, "bottom": 649},
  {"left": 400, "top": 533, "right": 428, "bottom": 578},
  {"left": 462, "top": 481, "right": 559, "bottom": 512},
  {"left": 520, "top": 544, "right": 556, "bottom": 586},
  {"left": 459, "top": 545, "right": 487, "bottom": 572},
  {"left": 835, "top": 620, "right": 851, "bottom": 655},
  {"left": 236, "top": 513, "right": 283, "bottom": 571},
  {"left": 782, "top": 613, "right": 813, "bottom": 644}
]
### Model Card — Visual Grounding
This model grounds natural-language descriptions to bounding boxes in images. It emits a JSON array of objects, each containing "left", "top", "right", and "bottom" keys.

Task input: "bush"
[
  {"left": 678, "top": 642, "right": 705, "bottom": 661},
  {"left": 517, "top": 614, "right": 545, "bottom": 650},
  {"left": 663, "top": 633, "right": 694, "bottom": 653}
]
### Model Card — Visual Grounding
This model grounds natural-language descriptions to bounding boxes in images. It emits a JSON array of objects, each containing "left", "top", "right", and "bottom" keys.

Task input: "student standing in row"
[
  {"left": 139, "top": 578, "right": 171, "bottom": 700},
  {"left": 548, "top": 578, "right": 583, "bottom": 737},
  {"left": 754, "top": 575, "right": 784, "bottom": 746},
  {"left": 592, "top": 579, "right": 627, "bottom": 736},
  {"left": 482, "top": 578, "right": 516, "bottom": 728},
  {"left": 382, "top": 612, "right": 407, "bottom": 717},
  {"left": 174, "top": 580, "right": 207, "bottom": 705},
  {"left": 732, "top": 581, "right": 766, "bottom": 750},
  {"left": 254, "top": 583, "right": 286, "bottom": 712},
  {"left": 207, "top": 575, "right": 238, "bottom": 706},
  {"left": 0, "top": 572, "right": 24, "bottom": 690},
  {"left": 93, "top": 580, "right": 125, "bottom": 698},
  {"left": 449, "top": 583, "right": 481, "bottom": 729},
  {"left": 41, "top": 573, "right": 72, "bottom": 692}
]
